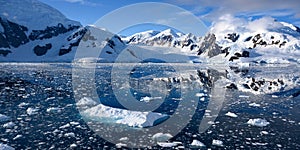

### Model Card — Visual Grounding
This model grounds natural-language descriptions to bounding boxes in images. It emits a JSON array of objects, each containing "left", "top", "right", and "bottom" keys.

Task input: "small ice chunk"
[
  {"left": 69, "top": 122, "right": 79, "bottom": 125},
  {"left": 3, "top": 122, "right": 15, "bottom": 128},
  {"left": 157, "top": 142, "right": 179, "bottom": 147},
  {"left": 0, "top": 114, "right": 10, "bottom": 122},
  {"left": 212, "top": 139, "right": 223, "bottom": 146},
  {"left": 0, "top": 143, "right": 14, "bottom": 150},
  {"left": 261, "top": 131, "right": 269, "bottom": 135},
  {"left": 13, "top": 135, "right": 22, "bottom": 140},
  {"left": 26, "top": 107, "right": 39, "bottom": 115},
  {"left": 46, "top": 107, "right": 61, "bottom": 113},
  {"left": 190, "top": 139, "right": 205, "bottom": 147},
  {"left": 247, "top": 118, "right": 270, "bottom": 127},
  {"left": 239, "top": 95, "right": 249, "bottom": 98},
  {"left": 64, "top": 132, "right": 75, "bottom": 138},
  {"left": 140, "top": 96, "right": 161, "bottom": 102},
  {"left": 70, "top": 144, "right": 77, "bottom": 149},
  {"left": 249, "top": 103, "right": 261, "bottom": 107},
  {"left": 225, "top": 112, "right": 238, "bottom": 118},
  {"left": 59, "top": 123, "right": 70, "bottom": 129},
  {"left": 18, "top": 102, "right": 29, "bottom": 108},
  {"left": 152, "top": 133, "right": 173, "bottom": 142},
  {"left": 116, "top": 143, "right": 127, "bottom": 148},
  {"left": 195, "top": 93, "right": 206, "bottom": 97},
  {"left": 119, "top": 137, "right": 129, "bottom": 141}
]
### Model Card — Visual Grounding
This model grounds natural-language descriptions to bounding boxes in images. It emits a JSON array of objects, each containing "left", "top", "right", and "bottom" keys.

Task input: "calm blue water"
[{"left": 0, "top": 63, "right": 299, "bottom": 149}]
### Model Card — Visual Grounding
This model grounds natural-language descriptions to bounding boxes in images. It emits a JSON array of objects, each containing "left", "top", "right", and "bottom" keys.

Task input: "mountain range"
[{"left": 0, "top": 0, "right": 300, "bottom": 64}]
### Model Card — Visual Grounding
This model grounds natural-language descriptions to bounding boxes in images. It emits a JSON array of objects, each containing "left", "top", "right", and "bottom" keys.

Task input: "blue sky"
[{"left": 40, "top": 0, "right": 300, "bottom": 36}]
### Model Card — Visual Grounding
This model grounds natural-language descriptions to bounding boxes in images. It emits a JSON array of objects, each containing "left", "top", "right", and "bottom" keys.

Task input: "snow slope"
[{"left": 0, "top": 0, "right": 83, "bottom": 62}]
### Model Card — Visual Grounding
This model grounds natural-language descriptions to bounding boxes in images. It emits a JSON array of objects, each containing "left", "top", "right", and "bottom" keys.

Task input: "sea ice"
[
  {"left": 3, "top": 122, "right": 15, "bottom": 128},
  {"left": 249, "top": 103, "right": 261, "bottom": 107},
  {"left": 0, "top": 143, "right": 14, "bottom": 150},
  {"left": 152, "top": 133, "right": 173, "bottom": 142},
  {"left": 190, "top": 139, "right": 205, "bottom": 147},
  {"left": 157, "top": 142, "right": 179, "bottom": 147},
  {"left": 26, "top": 107, "right": 39, "bottom": 115},
  {"left": 212, "top": 139, "right": 223, "bottom": 146},
  {"left": 247, "top": 118, "right": 270, "bottom": 127},
  {"left": 81, "top": 98, "right": 169, "bottom": 128},
  {"left": 225, "top": 112, "right": 238, "bottom": 118},
  {"left": 0, "top": 114, "right": 10, "bottom": 122}
]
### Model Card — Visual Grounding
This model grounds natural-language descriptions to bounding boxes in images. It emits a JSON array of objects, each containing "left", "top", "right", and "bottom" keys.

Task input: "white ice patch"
[
  {"left": 249, "top": 103, "right": 261, "bottom": 107},
  {"left": 3, "top": 122, "right": 15, "bottom": 128},
  {"left": 46, "top": 107, "right": 61, "bottom": 113},
  {"left": 140, "top": 96, "right": 162, "bottom": 102},
  {"left": 212, "top": 139, "right": 223, "bottom": 146},
  {"left": 0, "top": 114, "right": 10, "bottom": 122},
  {"left": 0, "top": 143, "right": 14, "bottom": 150},
  {"left": 247, "top": 118, "right": 270, "bottom": 127},
  {"left": 81, "top": 98, "right": 169, "bottom": 128},
  {"left": 152, "top": 133, "right": 173, "bottom": 142},
  {"left": 225, "top": 112, "right": 238, "bottom": 118},
  {"left": 157, "top": 142, "right": 179, "bottom": 148},
  {"left": 26, "top": 107, "right": 39, "bottom": 115},
  {"left": 190, "top": 139, "right": 205, "bottom": 147}
]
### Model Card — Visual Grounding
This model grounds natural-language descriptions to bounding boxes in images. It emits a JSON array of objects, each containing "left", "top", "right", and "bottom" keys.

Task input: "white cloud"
[{"left": 168, "top": 0, "right": 300, "bottom": 24}]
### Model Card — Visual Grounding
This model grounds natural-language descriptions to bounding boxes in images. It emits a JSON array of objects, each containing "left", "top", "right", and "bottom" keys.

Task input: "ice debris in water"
[
  {"left": 247, "top": 118, "right": 270, "bottom": 127},
  {"left": 152, "top": 133, "right": 173, "bottom": 142},
  {"left": 249, "top": 102, "right": 261, "bottom": 107},
  {"left": 190, "top": 139, "right": 205, "bottom": 147},
  {"left": 157, "top": 142, "right": 179, "bottom": 148},
  {"left": 3, "top": 122, "right": 15, "bottom": 128},
  {"left": 212, "top": 139, "right": 223, "bottom": 146},
  {"left": 0, "top": 143, "right": 14, "bottom": 150},
  {"left": 26, "top": 107, "right": 39, "bottom": 115},
  {"left": 80, "top": 98, "right": 169, "bottom": 128},
  {"left": 0, "top": 114, "right": 10, "bottom": 122},
  {"left": 225, "top": 112, "right": 238, "bottom": 118}
]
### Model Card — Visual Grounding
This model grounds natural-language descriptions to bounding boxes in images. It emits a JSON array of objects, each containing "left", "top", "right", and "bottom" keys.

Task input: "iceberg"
[
  {"left": 247, "top": 118, "right": 270, "bottom": 127},
  {"left": 80, "top": 98, "right": 169, "bottom": 128}
]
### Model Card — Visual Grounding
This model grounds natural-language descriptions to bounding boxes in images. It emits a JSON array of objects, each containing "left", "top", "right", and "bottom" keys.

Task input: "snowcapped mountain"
[
  {"left": 122, "top": 16, "right": 300, "bottom": 65},
  {"left": 0, "top": 0, "right": 299, "bottom": 64},
  {"left": 0, "top": 0, "right": 84, "bottom": 62},
  {"left": 122, "top": 28, "right": 202, "bottom": 53},
  {"left": 210, "top": 16, "right": 300, "bottom": 64}
]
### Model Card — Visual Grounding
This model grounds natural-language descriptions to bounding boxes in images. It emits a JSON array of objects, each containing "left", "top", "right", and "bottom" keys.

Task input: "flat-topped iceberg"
[{"left": 79, "top": 97, "right": 169, "bottom": 128}]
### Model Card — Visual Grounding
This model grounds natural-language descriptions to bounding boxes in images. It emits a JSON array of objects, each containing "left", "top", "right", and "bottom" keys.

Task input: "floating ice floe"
[
  {"left": 157, "top": 142, "right": 179, "bottom": 148},
  {"left": 26, "top": 107, "right": 39, "bottom": 115},
  {"left": 225, "top": 112, "right": 238, "bottom": 118},
  {"left": 249, "top": 102, "right": 261, "bottom": 107},
  {"left": 0, "top": 114, "right": 10, "bottom": 122},
  {"left": 3, "top": 122, "right": 15, "bottom": 128},
  {"left": 81, "top": 97, "right": 169, "bottom": 128},
  {"left": 212, "top": 139, "right": 223, "bottom": 146},
  {"left": 0, "top": 143, "right": 14, "bottom": 150},
  {"left": 190, "top": 139, "right": 205, "bottom": 147},
  {"left": 247, "top": 118, "right": 270, "bottom": 127},
  {"left": 152, "top": 133, "right": 173, "bottom": 142},
  {"left": 140, "top": 96, "right": 162, "bottom": 102},
  {"left": 46, "top": 107, "right": 61, "bottom": 113}
]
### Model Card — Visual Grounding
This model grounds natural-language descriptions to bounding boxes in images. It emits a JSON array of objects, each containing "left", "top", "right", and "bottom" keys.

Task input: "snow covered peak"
[
  {"left": 154, "top": 28, "right": 180, "bottom": 38},
  {"left": 0, "top": 0, "right": 80, "bottom": 30}
]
